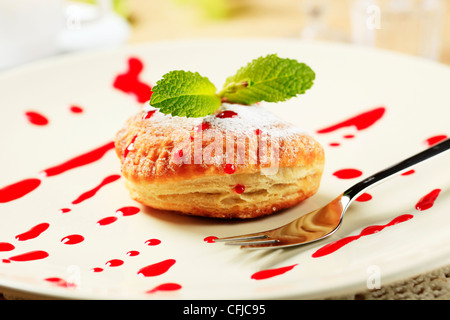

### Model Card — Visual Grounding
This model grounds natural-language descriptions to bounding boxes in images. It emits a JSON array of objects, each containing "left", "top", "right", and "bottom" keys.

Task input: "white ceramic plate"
[{"left": 0, "top": 39, "right": 449, "bottom": 300}]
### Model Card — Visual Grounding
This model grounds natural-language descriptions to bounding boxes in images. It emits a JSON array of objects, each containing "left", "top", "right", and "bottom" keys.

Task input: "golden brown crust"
[
  {"left": 124, "top": 167, "right": 323, "bottom": 219},
  {"left": 115, "top": 104, "right": 325, "bottom": 219}
]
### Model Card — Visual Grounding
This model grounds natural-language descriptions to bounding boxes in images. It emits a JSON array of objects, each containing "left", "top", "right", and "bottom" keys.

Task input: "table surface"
[
  {"left": 1, "top": 0, "right": 449, "bottom": 300},
  {"left": 126, "top": 0, "right": 450, "bottom": 66}
]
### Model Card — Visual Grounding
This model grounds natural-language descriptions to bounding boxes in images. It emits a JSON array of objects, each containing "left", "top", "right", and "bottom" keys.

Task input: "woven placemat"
[{"left": 329, "top": 265, "right": 450, "bottom": 300}]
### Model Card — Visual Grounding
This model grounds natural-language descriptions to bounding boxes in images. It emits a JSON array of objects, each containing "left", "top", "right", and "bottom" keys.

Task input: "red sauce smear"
[
  {"left": 415, "top": 189, "right": 441, "bottom": 211},
  {"left": 333, "top": 168, "right": 363, "bottom": 179},
  {"left": 0, "top": 242, "right": 15, "bottom": 252},
  {"left": 251, "top": 264, "right": 298, "bottom": 280},
  {"left": 312, "top": 214, "right": 414, "bottom": 258},
  {"left": 0, "top": 178, "right": 41, "bottom": 203},
  {"left": 25, "top": 111, "right": 49, "bottom": 126},
  {"left": 317, "top": 107, "right": 386, "bottom": 134},
  {"left": 137, "top": 259, "right": 176, "bottom": 277},
  {"left": 113, "top": 57, "right": 153, "bottom": 103},
  {"left": 71, "top": 174, "right": 121, "bottom": 205},
  {"left": 147, "top": 283, "right": 182, "bottom": 294},
  {"left": 8, "top": 250, "right": 49, "bottom": 262},
  {"left": 61, "top": 234, "right": 85, "bottom": 245},
  {"left": 1, "top": 142, "right": 115, "bottom": 203},
  {"left": 41, "top": 141, "right": 115, "bottom": 177},
  {"left": 15, "top": 222, "right": 49, "bottom": 241}
]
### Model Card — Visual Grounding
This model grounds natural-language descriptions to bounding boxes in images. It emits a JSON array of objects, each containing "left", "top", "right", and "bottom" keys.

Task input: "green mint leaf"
[
  {"left": 219, "top": 54, "right": 315, "bottom": 105},
  {"left": 150, "top": 70, "right": 221, "bottom": 118}
]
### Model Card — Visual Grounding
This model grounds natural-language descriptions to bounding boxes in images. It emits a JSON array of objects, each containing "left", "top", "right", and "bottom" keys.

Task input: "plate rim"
[{"left": 0, "top": 37, "right": 449, "bottom": 300}]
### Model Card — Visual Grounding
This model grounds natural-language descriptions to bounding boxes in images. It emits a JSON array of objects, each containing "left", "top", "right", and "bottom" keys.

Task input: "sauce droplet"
[
  {"left": 144, "top": 239, "right": 161, "bottom": 246},
  {"left": 329, "top": 142, "right": 340, "bottom": 147},
  {"left": 106, "top": 259, "right": 124, "bottom": 267},
  {"left": 15, "top": 223, "right": 49, "bottom": 241},
  {"left": 234, "top": 184, "right": 245, "bottom": 194},
  {"left": 194, "top": 122, "right": 210, "bottom": 132},
  {"left": 146, "top": 283, "right": 182, "bottom": 294},
  {"left": 317, "top": 107, "right": 386, "bottom": 134},
  {"left": 216, "top": 110, "right": 238, "bottom": 119},
  {"left": 224, "top": 164, "right": 236, "bottom": 174},
  {"left": 116, "top": 206, "right": 140, "bottom": 216},
  {"left": 61, "top": 234, "right": 85, "bottom": 245},
  {"left": 0, "top": 242, "right": 15, "bottom": 252},
  {"left": 97, "top": 216, "right": 118, "bottom": 226},
  {"left": 203, "top": 236, "right": 218, "bottom": 243},
  {"left": 355, "top": 193, "right": 372, "bottom": 202},
  {"left": 251, "top": 264, "right": 298, "bottom": 280},
  {"left": 0, "top": 178, "right": 41, "bottom": 203},
  {"left": 69, "top": 105, "right": 83, "bottom": 114},
  {"left": 424, "top": 135, "right": 447, "bottom": 147},
  {"left": 9, "top": 250, "right": 49, "bottom": 262},
  {"left": 137, "top": 259, "right": 176, "bottom": 277},
  {"left": 401, "top": 170, "right": 415, "bottom": 176},
  {"left": 127, "top": 250, "right": 140, "bottom": 257},
  {"left": 25, "top": 111, "right": 49, "bottom": 126},
  {"left": 415, "top": 189, "right": 441, "bottom": 211},
  {"left": 333, "top": 168, "right": 363, "bottom": 179},
  {"left": 142, "top": 110, "right": 156, "bottom": 120}
]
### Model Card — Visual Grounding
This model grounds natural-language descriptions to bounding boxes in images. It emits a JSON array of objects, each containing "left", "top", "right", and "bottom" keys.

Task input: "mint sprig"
[
  {"left": 149, "top": 54, "right": 315, "bottom": 118},
  {"left": 149, "top": 71, "right": 221, "bottom": 118}
]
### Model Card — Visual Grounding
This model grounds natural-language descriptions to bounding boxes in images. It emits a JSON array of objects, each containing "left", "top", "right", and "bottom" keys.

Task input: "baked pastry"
[{"left": 115, "top": 103, "right": 325, "bottom": 219}]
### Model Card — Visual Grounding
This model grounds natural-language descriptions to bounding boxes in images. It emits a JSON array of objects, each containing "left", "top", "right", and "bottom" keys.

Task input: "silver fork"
[{"left": 214, "top": 138, "right": 450, "bottom": 249}]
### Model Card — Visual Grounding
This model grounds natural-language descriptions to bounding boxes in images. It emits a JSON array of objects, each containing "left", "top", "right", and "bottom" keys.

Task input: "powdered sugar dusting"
[{"left": 142, "top": 103, "right": 304, "bottom": 138}]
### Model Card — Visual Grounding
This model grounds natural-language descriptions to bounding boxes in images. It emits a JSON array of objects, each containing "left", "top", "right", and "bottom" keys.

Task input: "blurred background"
[{"left": 0, "top": 0, "right": 449, "bottom": 70}]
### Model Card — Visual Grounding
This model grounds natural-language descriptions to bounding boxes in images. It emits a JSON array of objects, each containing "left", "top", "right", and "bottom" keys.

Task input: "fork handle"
[{"left": 343, "top": 138, "right": 450, "bottom": 202}]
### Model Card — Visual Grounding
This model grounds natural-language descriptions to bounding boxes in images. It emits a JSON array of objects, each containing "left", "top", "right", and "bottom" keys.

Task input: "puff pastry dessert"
[{"left": 115, "top": 103, "right": 324, "bottom": 219}]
